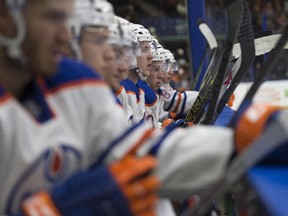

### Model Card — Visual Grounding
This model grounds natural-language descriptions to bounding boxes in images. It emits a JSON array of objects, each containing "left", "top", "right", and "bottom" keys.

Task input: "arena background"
[{"left": 108, "top": 0, "right": 288, "bottom": 107}]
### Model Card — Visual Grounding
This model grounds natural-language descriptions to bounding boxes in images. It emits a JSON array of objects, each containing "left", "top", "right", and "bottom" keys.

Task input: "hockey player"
[
  {"left": 112, "top": 16, "right": 140, "bottom": 114},
  {"left": 120, "top": 23, "right": 154, "bottom": 124},
  {"left": 0, "top": 0, "right": 159, "bottom": 215},
  {"left": 0, "top": 0, "right": 274, "bottom": 216}
]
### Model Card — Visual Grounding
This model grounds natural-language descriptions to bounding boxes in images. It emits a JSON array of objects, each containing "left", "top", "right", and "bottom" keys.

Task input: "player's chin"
[{"left": 38, "top": 60, "right": 60, "bottom": 77}]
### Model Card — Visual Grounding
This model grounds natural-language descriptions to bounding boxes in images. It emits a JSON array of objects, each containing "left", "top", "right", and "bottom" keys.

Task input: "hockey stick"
[
  {"left": 184, "top": 49, "right": 223, "bottom": 123},
  {"left": 191, "top": 19, "right": 219, "bottom": 90},
  {"left": 229, "top": 23, "right": 288, "bottom": 128},
  {"left": 215, "top": 1, "right": 255, "bottom": 121},
  {"left": 182, "top": 24, "right": 288, "bottom": 216},
  {"left": 199, "top": 0, "right": 244, "bottom": 125},
  {"left": 185, "top": 0, "right": 243, "bottom": 124},
  {"left": 232, "top": 33, "right": 287, "bottom": 59}
]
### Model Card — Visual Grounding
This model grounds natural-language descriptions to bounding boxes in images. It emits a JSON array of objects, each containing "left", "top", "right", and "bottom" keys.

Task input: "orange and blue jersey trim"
[
  {"left": 137, "top": 80, "right": 157, "bottom": 107},
  {"left": 44, "top": 57, "right": 105, "bottom": 93},
  {"left": 0, "top": 87, "right": 12, "bottom": 104},
  {"left": 121, "top": 79, "right": 141, "bottom": 102},
  {"left": 115, "top": 85, "right": 124, "bottom": 96}
]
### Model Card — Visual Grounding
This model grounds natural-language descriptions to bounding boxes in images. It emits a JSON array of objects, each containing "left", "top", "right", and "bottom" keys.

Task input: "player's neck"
[
  {"left": 127, "top": 71, "right": 139, "bottom": 84},
  {"left": 0, "top": 50, "right": 33, "bottom": 98}
]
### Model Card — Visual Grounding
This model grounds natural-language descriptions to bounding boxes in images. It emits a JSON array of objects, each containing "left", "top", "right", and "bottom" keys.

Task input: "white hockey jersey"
[
  {"left": 0, "top": 58, "right": 234, "bottom": 215},
  {"left": 0, "top": 58, "right": 128, "bottom": 214},
  {"left": 161, "top": 83, "right": 199, "bottom": 116},
  {"left": 115, "top": 85, "right": 134, "bottom": 122},
  {"left": 120, "top": 79, "right": 146, "bottom": 124}
]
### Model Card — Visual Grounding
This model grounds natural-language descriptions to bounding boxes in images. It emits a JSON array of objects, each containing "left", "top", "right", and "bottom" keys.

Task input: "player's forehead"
[{"left": 25, "top": 0, "right": 74, "bottom": 15}]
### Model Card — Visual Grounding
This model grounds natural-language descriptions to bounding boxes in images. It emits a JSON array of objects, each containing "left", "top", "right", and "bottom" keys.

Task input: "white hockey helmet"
[
  {"left": 165, "top": 49, "right": 175, "bottom": 63},
  {"left": 70, "top": 0, "right": 115, "bottom": 59},
  {"left": 108, "top": 18, "right": 123, "bottom": 46},
  {"left": 70, "top": 0, "right": 95, "bottom": 39},
  {"left": 152, "top": 46, "right": 172, "bottom": 73},
  {"left": 113, "top": 17, "right": 138, "bottom": 49},
  {"left": 164, "top": 49, "right": 178, "bottom": 72},
  {"left": 0, "top": 0, "right": 27, "bottom": 66},
  {"left": 92, "top": 0, "right": 115, "bottom": 28},
  {"left": 133, "top": 24, "right": 152, "bottom": 42},
  {"left": 71, "top": 0, "right": 115, "bottom": 39},
  {"left": 152, "top": 47, "right": 167, "bottom": 62},
  {"left": 149, "top": 38, "right": 161, "bottom": 58}
]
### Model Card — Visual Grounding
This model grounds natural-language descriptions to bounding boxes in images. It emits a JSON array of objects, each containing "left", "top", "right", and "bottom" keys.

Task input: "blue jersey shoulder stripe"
[
  {"left": 91, "top": 122, "right": 144, "bottom": 167},
  {"left": 44, "top": 57, "right": 102, "bottom": 90},
  {"left": 0, "top": 87, "right": 11, "bottom": 103},
  {"left": 121, "top": 79, "right": 140, "bottom": 101},
  {"left": 137, "top": 80, "right": 157, "bottom": 106}
]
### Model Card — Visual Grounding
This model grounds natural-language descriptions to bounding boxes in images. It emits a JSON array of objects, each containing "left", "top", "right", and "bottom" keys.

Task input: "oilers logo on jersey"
[{"left": 6, "top": 145, "right": 81, "bottom": 214}]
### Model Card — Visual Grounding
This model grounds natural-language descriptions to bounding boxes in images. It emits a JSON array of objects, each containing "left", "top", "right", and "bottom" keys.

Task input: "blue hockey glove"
[
  {"left": 164, "top": 119, "right": 186, "bottom": 130},
  {"left": 21, "top": 156, "right": 159, "bottom": 216}
]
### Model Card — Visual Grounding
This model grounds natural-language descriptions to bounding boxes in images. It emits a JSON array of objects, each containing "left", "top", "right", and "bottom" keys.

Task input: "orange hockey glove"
[
  {"left": 235, "top": 103, "right": 283, "bottom": 153},
  {"left": 110, "top": 155, "right": 160, "bottom": 216},
  {"left": 22, "top": 155, "right": 159, "bottom": 216}
]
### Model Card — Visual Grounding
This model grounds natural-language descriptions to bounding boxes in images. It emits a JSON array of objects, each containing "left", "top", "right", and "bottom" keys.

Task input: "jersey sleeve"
[
  {"left": 98, "top": 120, "right": 234, "bottom": 199},
  {"left": 163, "top": 90, "right": 199, "bottom": 116}
]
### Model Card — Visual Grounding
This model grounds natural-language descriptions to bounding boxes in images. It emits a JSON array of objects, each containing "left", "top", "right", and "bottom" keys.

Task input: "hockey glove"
[
  {"left": 162, "top": 119, "right": 186, "bottom": 130},
  {"left": 235, "top": 103, "right": 282, "bottom": 153},
  {"left": 21, "top": 155, "right": 159, "bottom": 216},
  {"left": 161, "top": 118, "right": 175, "bottom": 128}
]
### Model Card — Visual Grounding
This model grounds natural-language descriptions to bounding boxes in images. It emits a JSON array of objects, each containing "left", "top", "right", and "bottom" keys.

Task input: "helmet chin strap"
[
  {"left": 70, "top": 38, "right": 83, "bottom": 61},
  {"left": 0, "top": 0, "right": 27, "bottom": 67},
  {"left": 130, "top": 66, "right": 147, "bottom": 81}
]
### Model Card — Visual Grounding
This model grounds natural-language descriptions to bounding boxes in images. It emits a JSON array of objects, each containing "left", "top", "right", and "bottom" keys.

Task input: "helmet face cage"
[
  {"left": 162, "top": 61, "right": 171, "bottom": 73},
  {"left": 163, "top": 49, "right": 175, "bottom": 73},
  {"left": 0, "top": 0, "right": 27, "bottom": 66},
  {"left": 172, "top": 61, "right": 179, "bottom": 72}
]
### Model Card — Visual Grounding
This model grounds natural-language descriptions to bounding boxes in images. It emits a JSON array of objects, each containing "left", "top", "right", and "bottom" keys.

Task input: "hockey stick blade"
[
  {"left": 192, "top": 19, "right": 219, "bottom": 90},
  {"left": 229, "top": 23, "right": 288, "bottom": 128}
]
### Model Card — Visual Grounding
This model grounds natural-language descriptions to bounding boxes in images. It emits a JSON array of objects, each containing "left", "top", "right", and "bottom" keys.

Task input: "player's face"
[
  {"left": 113, "top": 46, "right": 129, "bottom": 83},
  {"left": 105, "top": 45, "right": 128, "bottom": 91},
  {"left": 80, "top": 27, "right": 115, "bottom": 77},
  {"left": 137, "top": 41, "right": 153, "bottom": 78},
  {"left": 147, "top": 60, "right": 164, "bottom": 91},
  {"left": 22, "top": 0, "right": 73, "bottom": 76},
  {"left": 162, "top": 68, "right": 173, "bottom": 84}
]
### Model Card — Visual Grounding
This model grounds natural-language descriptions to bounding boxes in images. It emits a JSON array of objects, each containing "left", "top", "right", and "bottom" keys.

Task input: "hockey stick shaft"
[
  {"left": 192, "top": 20, "right": 219, "bottom": 90},
  {"left": 216, "top": 1, "right": 255, "bottom": 118},
  {"left": 200, "top": 0, "right": 244, "bottom": 125}
]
